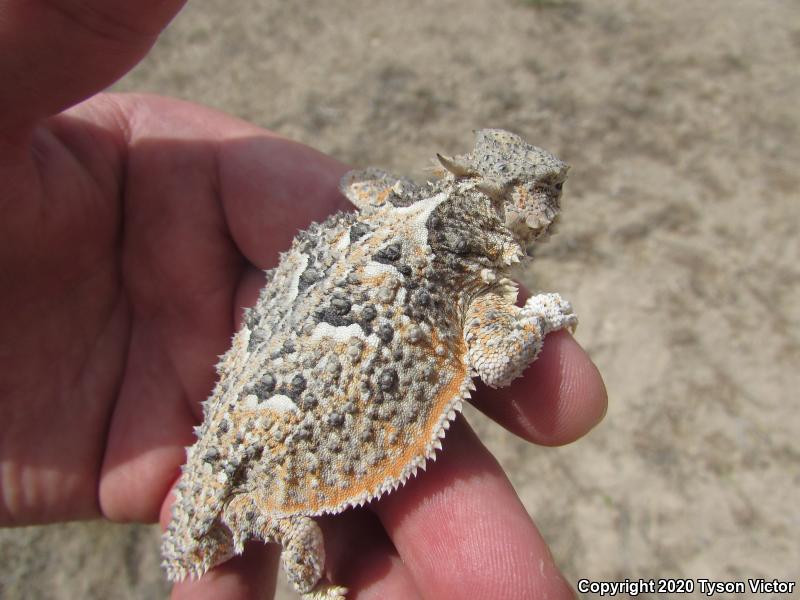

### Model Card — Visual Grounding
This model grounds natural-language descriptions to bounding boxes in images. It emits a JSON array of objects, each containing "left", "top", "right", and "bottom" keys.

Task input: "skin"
[{"left": 0, "top": 1, "right": 607, "bottom": 598}]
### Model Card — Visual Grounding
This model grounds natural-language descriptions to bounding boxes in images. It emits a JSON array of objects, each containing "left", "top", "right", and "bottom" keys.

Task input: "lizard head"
[{"left": 437, "top": 129, "right": 569, "bottom": 252}]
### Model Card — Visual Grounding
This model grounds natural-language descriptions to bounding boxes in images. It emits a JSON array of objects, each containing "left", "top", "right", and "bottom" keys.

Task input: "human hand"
[{"left": 0, "top": 2, "right": 607, "bottom": 598}]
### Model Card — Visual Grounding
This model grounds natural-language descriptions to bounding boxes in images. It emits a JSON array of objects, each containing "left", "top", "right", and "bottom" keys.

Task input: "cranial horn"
[
  {"left": 436, "top": 153, "right": 475, "bottom": 177},
  {"left": 474, "top": 177, "right": 507, "bottom": 200}
]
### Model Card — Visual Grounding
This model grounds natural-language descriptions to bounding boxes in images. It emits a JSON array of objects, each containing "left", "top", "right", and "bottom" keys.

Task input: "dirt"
[{"left": 2, "top": 1, "right": 798, "bottom": 598}]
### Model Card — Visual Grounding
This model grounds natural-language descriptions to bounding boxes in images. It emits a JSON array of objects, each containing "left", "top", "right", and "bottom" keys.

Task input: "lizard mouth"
[{"left": 522, "top": 213, "right": 560, "bottom": 255}]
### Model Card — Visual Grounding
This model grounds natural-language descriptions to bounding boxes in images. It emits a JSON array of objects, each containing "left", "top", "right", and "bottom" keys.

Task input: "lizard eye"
[{"left": 554, "top": 182, "right": 564, "bottom": 191}]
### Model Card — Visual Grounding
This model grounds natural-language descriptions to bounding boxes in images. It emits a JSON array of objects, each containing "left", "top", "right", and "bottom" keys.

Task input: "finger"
[
  {"left": 215, "top": 127, "right": 351, "bottom": 269},
  {"left": 170, "top": 542, "right": 280, "bottom": 600},
  {"left": 322, "top": 510, "right": 422, "bottom": 599},
  {"left": 373, "top": 419, "right": 575, "bottom": 600},
  {"left": 89, "top": 93, "right": 351, "bottom": 269},
  {"left": 0, "top": 0, "right": 185, "bottom": 134},
  {"left": 471, "top": 330, "right": 607, "bottom": 446}
]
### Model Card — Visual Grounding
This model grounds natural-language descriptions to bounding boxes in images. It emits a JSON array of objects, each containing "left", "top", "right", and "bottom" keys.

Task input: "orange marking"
[
  {"left": 514, "top": 184, "right": 528, "bottom": 208},
  {"left": 375, "top": 187, "right": 392, "bottom": 205},
  {"left": 266, "top": 329, "right": 468, "bottom": 514}
]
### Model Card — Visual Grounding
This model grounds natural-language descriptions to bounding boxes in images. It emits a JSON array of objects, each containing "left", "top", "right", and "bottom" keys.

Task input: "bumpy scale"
[{"left": 162, "top": 129, "right": 577, "bottom": 599}]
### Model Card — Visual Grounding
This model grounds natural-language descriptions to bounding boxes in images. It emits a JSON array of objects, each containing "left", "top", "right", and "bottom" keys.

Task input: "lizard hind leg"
[
  {"left": 222, "top": 497, "right": 347, "bottom": 599},
  {"left": 276, "top": 516, "right": 347, "bottom": 600}
]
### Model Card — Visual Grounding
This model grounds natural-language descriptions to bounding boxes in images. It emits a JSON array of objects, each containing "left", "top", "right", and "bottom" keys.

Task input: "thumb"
[{"left": 0, "top": 0, "right": 185, "bottom": 135}]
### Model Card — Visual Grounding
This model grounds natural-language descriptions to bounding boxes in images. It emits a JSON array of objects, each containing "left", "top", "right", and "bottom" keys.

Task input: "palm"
[{"left": 0, "top": 95, "right": 349, "bottom": 525}]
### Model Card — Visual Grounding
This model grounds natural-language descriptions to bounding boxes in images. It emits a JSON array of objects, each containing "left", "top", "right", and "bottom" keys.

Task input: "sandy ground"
[{"left": 2, "top": 1, "right": 798, "bottom": 598}]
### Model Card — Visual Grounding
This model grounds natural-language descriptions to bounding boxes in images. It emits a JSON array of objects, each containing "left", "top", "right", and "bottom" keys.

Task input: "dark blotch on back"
[
  {"left": 298, "top": 266, "right": 321, "bottom": 292},
  {"left": 287, "top": 374, "right": 306, "bottom": 399},
  {"left": 247, "top": 328, "right": 268, "bottom": 353},
  {"left": 252, "top": 373, "right": 276, "bottom": 399},
  {"left": 376, "top": 323, "right": 394, "bottom": 343},
  {"left": 397, "top": 264, "right": 412, "bottom": 277},
  {"left": 242, "top": 307, "right": 258, "bottom": 330},
  {"left": 315, "top": 305, "right": 354, "bottom": 327},
  {"left": 349, "top": 222, "right": 371, "bottom": 242},
  {"left": 331, "top": 297, "right": 352, "bottom": 315},
  {"left": 373, "top": 242, "right": 402, "bottom": 264},
  {"left": 298, "top": 395, "right": 318, "bottom": 410},
  {"left": 327, "top": 412, "right": 345, "bottom": 427},
  {"left": 414, "top": 290, "right": 432, "bottom": 306},
  {"left": 202, "top": 448, "right": 220, "bottom": 463},
  {"left": 378, "top": 368, "right": 398, "bottom": 391}
]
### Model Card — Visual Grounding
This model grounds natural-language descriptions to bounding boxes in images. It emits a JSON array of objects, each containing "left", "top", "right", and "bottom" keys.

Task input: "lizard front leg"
[{"left": 464, "top": 289, "right": 577, "bottom": 388}]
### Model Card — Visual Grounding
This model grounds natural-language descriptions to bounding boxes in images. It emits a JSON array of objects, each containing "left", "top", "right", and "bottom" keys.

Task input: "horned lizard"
[{"left": 161, "top": 129, "right": 576, "bottom": 598}]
